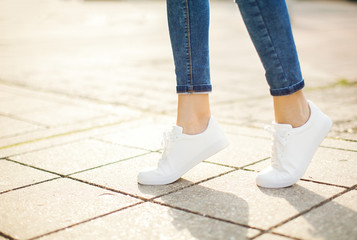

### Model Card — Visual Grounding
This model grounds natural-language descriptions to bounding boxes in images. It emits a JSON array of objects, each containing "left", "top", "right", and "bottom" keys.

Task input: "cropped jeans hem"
[
  {"left": 270, "top": 79, "right": 305, "bottom": 96},
  {"left": 176, "top": 84, "right": 212, "bottom": 94},
  {"left": 167, "top": 0, "right": 305, "bottom": 97}
]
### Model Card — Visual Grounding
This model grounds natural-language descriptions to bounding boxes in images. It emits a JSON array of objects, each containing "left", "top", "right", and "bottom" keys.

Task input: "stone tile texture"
[
  {"left": 71, "top": 153, "right": 233, "bottom": 199},
  {"left": 273, "top": 190, "right": 357, "bottom": 240},
  {"left": 9, "top": 139, "right": 148, "bottom": 175},
  {"left": 156, "top": 170, "right": 345, "bottom": 230},
  {"left": 38, "top": 203, "right": 260, "bottom": 240},
  {"left": 0, "top": 160, "right": 57, "bottom": 193},
  {"left": 0, "top": 178, "right": 139, "bottom": 240}
]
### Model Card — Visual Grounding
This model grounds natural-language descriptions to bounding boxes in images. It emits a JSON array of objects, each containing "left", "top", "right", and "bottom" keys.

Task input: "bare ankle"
[
  {"left": 177, "top": 114, "right": 211, "bottom": 135},
  {"left": 176, "top": 94, "right": 211, "bottom": 134},
  {"left": 273, "top": 90, "right": 310, "bottom": 128}
]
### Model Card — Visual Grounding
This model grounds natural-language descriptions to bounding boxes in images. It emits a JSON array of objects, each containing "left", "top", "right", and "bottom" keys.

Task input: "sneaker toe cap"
[
  {"left": 256, "top": 167, "right": 298, "bottom": 188},
  {"left": 137, "top": 167, "right": 171, "bottom": 185}
]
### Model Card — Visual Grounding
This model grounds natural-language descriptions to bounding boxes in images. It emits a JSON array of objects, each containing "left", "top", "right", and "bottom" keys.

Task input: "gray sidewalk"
[{"left": 0, "top": 0, "right": 356, "bottom": 239}]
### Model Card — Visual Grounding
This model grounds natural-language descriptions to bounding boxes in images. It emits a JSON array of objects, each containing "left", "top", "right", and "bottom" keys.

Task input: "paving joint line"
[
  {"left": 3, "top": 130, "right": 153, "bottom": 159},
  {"left": 241, "top": 168, "right": 258, "bottom": 173},
  {"left": 3, "top": 158, "right": 66, "bottom": 177},
  {"left": 202, "top": 160, "right": 240, "bottom": 170},
  {"left": 240, "top": 166, "right": 351, "bottom": 189},
  {"left": 11, "top": 110, "right": 112, "bottom": 131},
  {"left": 250, "top": 231, "right": 304, "bottom": 240},
  {"left": 251, "top": 184, "right": 357, "bottom": 239},
  {"left": 240, "top": 157, "right": 270, "bottom": 168},
  {"left": 0, "top": 177, "right": 61, "bottom": 195},
  {"left": 328, "top": 137, "right": 357, "bottom": 143},
  {"left": 0, "top": 117, "right": 143, "bottom": 150},
  {"left": 4, "top": 138, "right": 97, "bottom": 158},
  {"left": 66, "top": 176, "right": 149, "bottom": 202},
  {"left": 203, "top": 157, "right": 269, "bottom": 170},
  {"left": 0, "top": 80, "right": 162, "bottom": 115},
  {"left": 27, "top": 201, "right": 145, "bottom": 240},
  {"left": 149, "top": 168, "right": 238, "bottom": 201},
  {"left": 320, "top": 145, "right": 357, "bottom": 153},
  {"left": 3, "top": 152, "right": 153, "bottom": 196},
  {"left": 0, "top": 231, "right": 16, "bottom": 240},
  {"left": 299, "top": 178, "right": 349, "bottom": 189},
  {"left": 66, "top": 151, "right": 153, "bottom": 176},
  {"left": 225, "top": 129, "right": 357, "bottom": 153},
  {"left": 151, "top": 199, "right": 265, "bottom": 234},
  {"left": 0, "top": 112, "right": 50, "bottom": 128},
  {"left": 90, "top": 137, "right": 161, "bottom": 153},
  {"left": 0, "top": 127, "right": 47, "bottom": 141},
  {"left": 223, "top": 122, "right": 357, "bottom": 143}
]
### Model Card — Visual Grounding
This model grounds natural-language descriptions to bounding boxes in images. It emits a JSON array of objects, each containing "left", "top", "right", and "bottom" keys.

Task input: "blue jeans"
[{"left": 167, "top": 0, "right": 305, "bottom": 96}]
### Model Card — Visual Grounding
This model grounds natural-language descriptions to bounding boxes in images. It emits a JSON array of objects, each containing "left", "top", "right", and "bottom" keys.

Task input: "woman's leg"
[
  {"left": 137, "top": 0, "right": 228, "bottom": 185},
  {"left": 166, "top": 0, "right": 212, "bottom": 134},
  {"left": 235, "top": 0, "right": 308, "bottom": 126},
  {"left": 235, "top": 0, "right": 332, "bottom": 188}
]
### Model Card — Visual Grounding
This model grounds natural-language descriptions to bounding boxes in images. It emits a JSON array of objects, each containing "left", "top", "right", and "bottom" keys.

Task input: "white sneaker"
[
  {"left": 137, "top": 117, "right": 229, "bottom": 185},
  {"left": 256, "top": 101, "right": 332, "bottom": 188}
]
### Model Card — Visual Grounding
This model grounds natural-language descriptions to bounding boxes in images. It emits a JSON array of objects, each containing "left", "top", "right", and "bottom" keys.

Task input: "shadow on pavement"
[
  {"left": 139, "top": 180, "right": 250, "bottom": 240},
  {"left": 260, "top": 185, "right": 357, "bottom": 240}
]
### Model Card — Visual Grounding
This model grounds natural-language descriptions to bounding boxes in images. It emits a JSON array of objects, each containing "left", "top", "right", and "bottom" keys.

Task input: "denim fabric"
[
  {"left": 167, "top": 0, "right": 211, "bottom": 93},
  {"left": 166, "top": 0, "right": 305, "bottom": 96}
]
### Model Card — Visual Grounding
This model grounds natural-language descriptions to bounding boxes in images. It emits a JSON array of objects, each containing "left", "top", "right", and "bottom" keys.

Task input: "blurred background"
[{"left": 0, "top": 0, "right": 356, "bottom": 138}]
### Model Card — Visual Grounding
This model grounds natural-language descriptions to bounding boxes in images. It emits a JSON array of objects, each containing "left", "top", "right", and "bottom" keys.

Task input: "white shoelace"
[
  {"left": 158, "top": 128, "right": 180, "bottom": 166},
  {"left": 265, "top": 125, "right": 290, "bottom": 168}
]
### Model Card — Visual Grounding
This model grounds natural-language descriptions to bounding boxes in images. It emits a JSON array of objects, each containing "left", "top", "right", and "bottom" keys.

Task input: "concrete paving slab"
[
  {"left": 0, "top": 95, "right": 58, "bottom": 115},
  {"left": 305, "top": 85, "right": 357, "bottom": 140},
  {"left": 273, "top": 190, "right": 357, "bottom": 240},
  {"left": 0, "top": 159, "right": 57, "bottom": 193},
  {"left": 16, "top": 104, "right": 108, "bottom": 127},
  {"left": 38, "top": 202, "right": 259, "bottom": 240},
  {"left": 0, "top": 83, "right": 144, "bottom": 120},
  {"left": 246, "top": 147, "right": 357, "bottom": 188},
  {"left": 0, "top": 115, "right": 43, "bottom": 138},
  {"left": 254, "top": 233, "right": 294, "bottom": 240},
  {"left": 222, "top": 124, "right": 269, "bottom": 139},
  {"left": 71, "top": 152, "right": 233, "bottom": 199},
  {"left": 212, "top": 97, "right": 274, "bottom": 128},
  {"left": 9, "top": 139, "right": 148, "bottom": 175},
  {"left": 0, "top": 178, "right": 140, "bottom": 240},
  {"left": 304, "top": 148, "right": 357, "bottom": 187},
  {"left": 156, "top": 170, "right": 344, "bottom": 230},
  {"left": 206, "top": 134, "right": 270, "bottom": 168},
  {"left": 93, "top": 116, "right": 175, "bottom": 151},
  {"left": 0, "top": 114, "right": 144, "bottom": 158},
  {"left": 0, "top": 101, "right": 142, "bottom": 149},
  {"left": 321, "top": 138, "right": 357, "bottom": 152}
]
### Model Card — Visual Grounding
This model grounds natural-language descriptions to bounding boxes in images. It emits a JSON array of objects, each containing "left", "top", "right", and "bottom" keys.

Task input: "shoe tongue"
[
  {"left": 272, "top": 122, "right": 293, "bottom": 131},
  {"left": 171, "top": 125, "right": 183, "bottom": 134}
]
